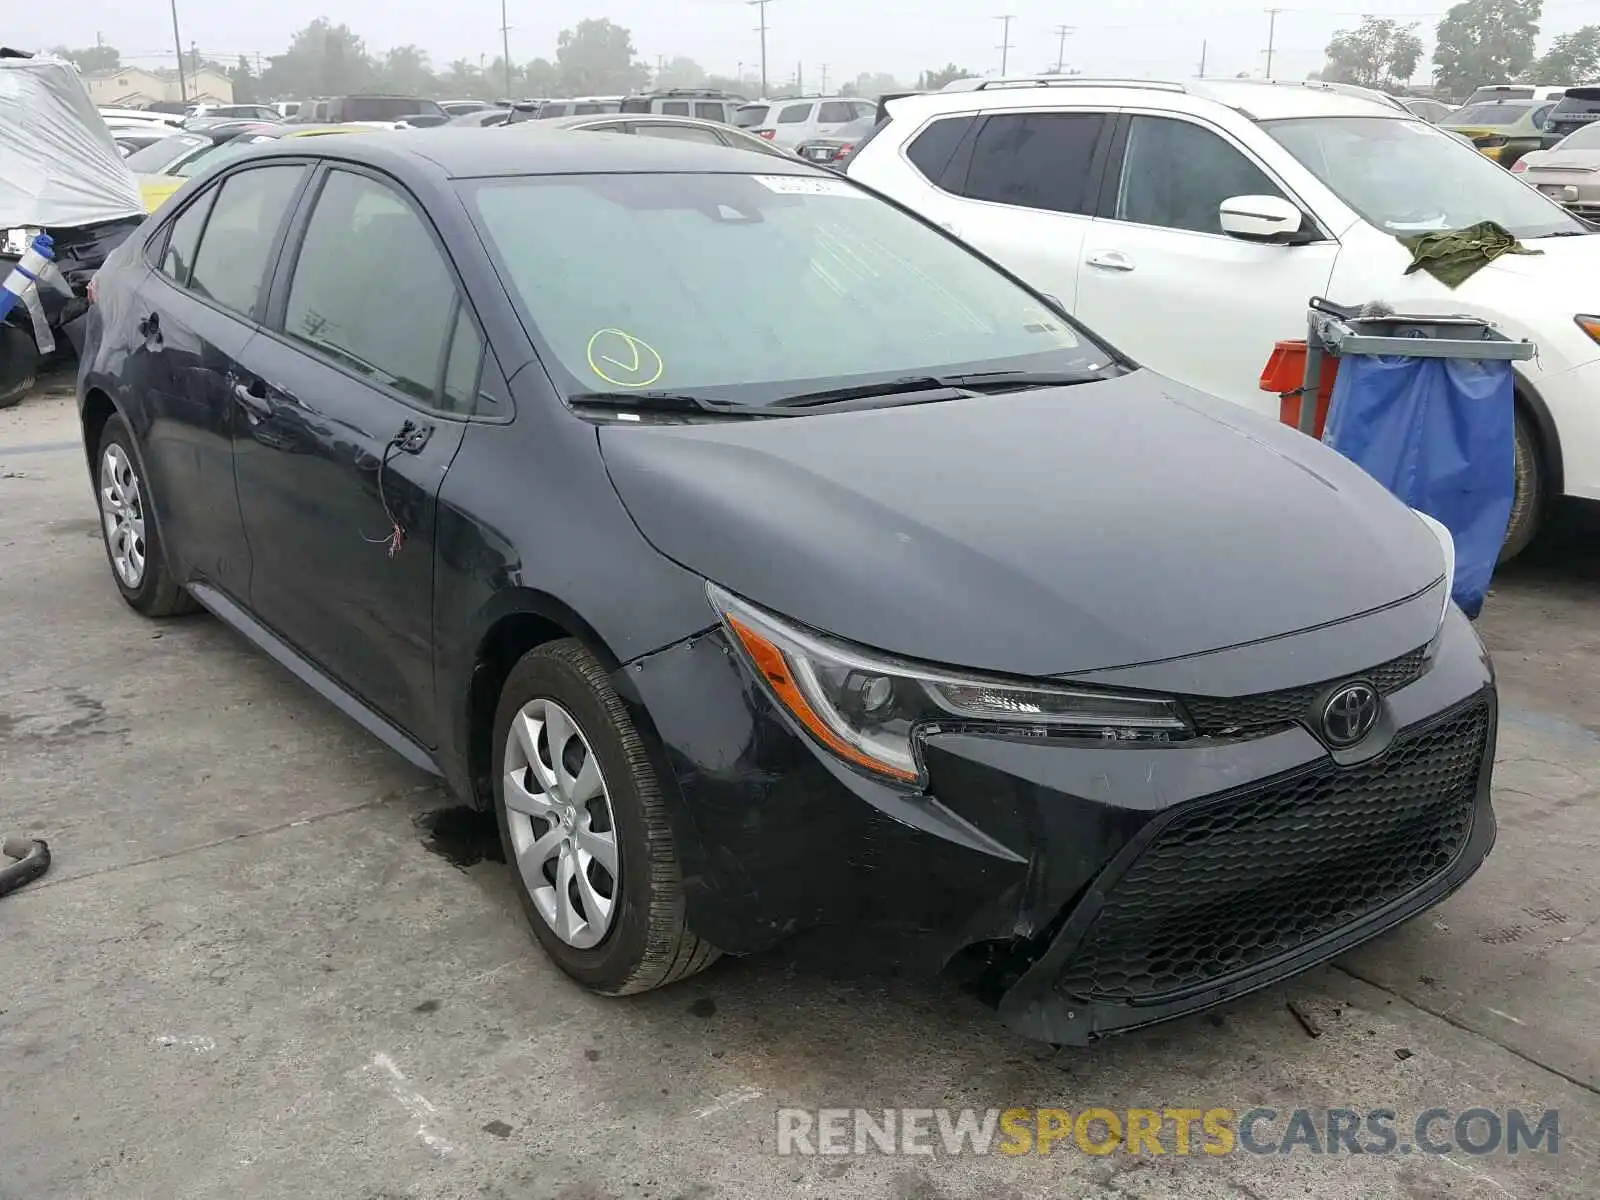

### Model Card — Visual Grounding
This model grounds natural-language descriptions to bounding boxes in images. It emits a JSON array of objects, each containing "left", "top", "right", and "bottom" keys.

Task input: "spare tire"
[{"left": 0, "top": 322, "right": 40, "bottom": 410}]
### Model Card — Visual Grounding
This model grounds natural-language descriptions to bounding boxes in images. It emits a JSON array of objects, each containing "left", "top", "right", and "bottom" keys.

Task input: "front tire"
[
  {"left": 1499, "top": 407, "right": 1543, "bottom": 563},
  {"left": 492, "top": 638, "right": 719, "bottom": 994},
  {"left": 95, "top": 414, "right": 197, "bottom": 616}
]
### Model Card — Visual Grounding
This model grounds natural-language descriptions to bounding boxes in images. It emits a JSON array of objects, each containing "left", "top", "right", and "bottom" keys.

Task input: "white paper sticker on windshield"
[{"left": 750, "top": 175, "right": 866, "bottom": 198}]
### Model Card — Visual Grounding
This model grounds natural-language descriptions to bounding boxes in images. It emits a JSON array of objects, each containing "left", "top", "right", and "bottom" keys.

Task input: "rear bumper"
[{"left": 615, "top": 603, "right": 1496, "bottom": 1042}]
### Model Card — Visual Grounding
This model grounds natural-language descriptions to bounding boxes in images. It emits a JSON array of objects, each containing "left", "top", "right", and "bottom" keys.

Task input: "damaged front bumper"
[{"left": 612, "top": 604, "right": 1496, "bottom": 1044}]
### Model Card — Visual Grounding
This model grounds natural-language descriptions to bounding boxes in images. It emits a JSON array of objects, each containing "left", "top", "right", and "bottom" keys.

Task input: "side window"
[
  {"left": 539, "top": 104, "right": 569, "bottom": 118},
  {"left": 313, "top": 101, "right": 329, "bottom": 121},
  {"left": 282, "top": 169, "right": 467, "bottom": 410},
  {"left": 853, "top": 101, "right": 875, "bottom": 121},
  {"left": 441, "top": 304, "right": 485, "bottom": 415},
  {"left": 694, "top": 102, "right": 724, "bottom": 121},
  {"left": 1532, "top": 104, "right": 1554, "bottom": 129},
  {"left": 1115, "top": 115, "right": 1286, "bottom": 234},
  {"left": 818, "top": 101, "right": 854, "bottom": 123},
  {"left": 960, "top": 112, "right": 1104, "bottom": 215},
  {"left": 187, "top": 165, "right": 305, "bottom": 318},
  {"left": 778, "top": 103, "right": 812, "bottom": 124},
  {"left": 636, "top": 123, "right": 724, "bottom": 145},
  {"left": 157, "top": 189, "right": 216, "bottom": 286},
  {"left": 661, "top": 101, "right": 690, "bottom": 116},
  {"left": 906, "top": 116, "right": 975, "bottom": 186}
]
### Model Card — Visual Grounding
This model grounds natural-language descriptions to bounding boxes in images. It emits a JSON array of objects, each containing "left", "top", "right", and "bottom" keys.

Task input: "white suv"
[
  {"left": 846, "top": 76, "right": 1600, "bottom": 557},
  {"left": 739, "top": 95, "right": 876, "bottom": 149}
]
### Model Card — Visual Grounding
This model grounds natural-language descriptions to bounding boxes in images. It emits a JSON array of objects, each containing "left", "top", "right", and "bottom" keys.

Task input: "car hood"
[
  {"left": 598, "top": 372, "right": 1443, "bottom": 677},
  {"left": 1472, "top": 226, "right": 1600, "bottom": 280},
  {"left": 1520, "top": 149, "right": 1600, "bottom": 173}
]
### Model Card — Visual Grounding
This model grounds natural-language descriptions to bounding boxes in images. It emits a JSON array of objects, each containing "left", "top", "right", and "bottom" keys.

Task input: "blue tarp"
[{"left": 1323, "top": 354, "right": 1515, "bottom": 619}]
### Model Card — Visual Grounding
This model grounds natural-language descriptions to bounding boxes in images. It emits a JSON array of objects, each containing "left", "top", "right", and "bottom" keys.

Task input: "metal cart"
[{"left": 1293, "top": 296, "right": 1536, "bottom": 436}]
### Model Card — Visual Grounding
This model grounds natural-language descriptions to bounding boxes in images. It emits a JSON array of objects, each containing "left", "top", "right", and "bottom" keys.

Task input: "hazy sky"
[{"left": 17, "top": 0, "right": 1597, "bottom": 90}]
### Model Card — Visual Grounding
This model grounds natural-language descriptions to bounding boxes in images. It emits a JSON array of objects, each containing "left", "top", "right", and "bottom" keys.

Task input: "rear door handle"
[
  {"left": 232, "top": 378, "right": 273, "bottom": 419},
  {"left": 1086, "top": 250, "right": 1135, "bottom": 272}
]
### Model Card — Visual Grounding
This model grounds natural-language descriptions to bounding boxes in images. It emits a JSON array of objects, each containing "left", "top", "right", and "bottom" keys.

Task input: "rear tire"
[
  {"left": 492, "top": 638, "right": 719, "bottom": 995},
  {"left": 0, "top": 323, "right": 39, "bottom": 410},
  {"left": 1499, "top": 407, "right": 1543, "bottom": 563},
  {"left": 95, "top": 414, "right": 198, "bottom": 617}
]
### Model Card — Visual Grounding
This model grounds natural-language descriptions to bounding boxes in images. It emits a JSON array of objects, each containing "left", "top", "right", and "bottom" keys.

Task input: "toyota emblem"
[{"left": 1320, "top": 681, "right": 1380, "bottom": 748}]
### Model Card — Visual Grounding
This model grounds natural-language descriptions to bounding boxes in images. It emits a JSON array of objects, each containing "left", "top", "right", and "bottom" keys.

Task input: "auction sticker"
[{"left": 750, "top": 175, "right": 867, "bottom": 198}]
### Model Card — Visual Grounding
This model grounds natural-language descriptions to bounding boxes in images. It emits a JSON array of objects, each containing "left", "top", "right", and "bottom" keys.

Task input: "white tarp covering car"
[{"left": 1, "top": 54, "right": 144, "bottom": 229}]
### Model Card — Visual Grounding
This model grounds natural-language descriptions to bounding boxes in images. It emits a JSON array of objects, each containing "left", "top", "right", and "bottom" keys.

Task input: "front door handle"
[
  {"left": 1086, "top": 250, "right": 1135, "bottom": 272},
  {"left": 232, "top": 379, "right": 273, "bottom": 419}
]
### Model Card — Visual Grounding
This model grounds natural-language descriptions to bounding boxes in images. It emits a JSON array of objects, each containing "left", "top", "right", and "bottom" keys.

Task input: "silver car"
[{"left": 1514, "top": 120, "right": 1600, "bottom": 222}]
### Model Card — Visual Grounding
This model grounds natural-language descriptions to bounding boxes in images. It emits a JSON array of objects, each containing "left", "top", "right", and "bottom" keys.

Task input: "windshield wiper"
[
  {"left": 769, "top": 368, "right": 1112, "bottom": 410},
  {"left": 934, "top": 368, "right": 1117, "bottom": 390},
  {"left": 568, "top": 390, "right": 780, "bottom": 417}
]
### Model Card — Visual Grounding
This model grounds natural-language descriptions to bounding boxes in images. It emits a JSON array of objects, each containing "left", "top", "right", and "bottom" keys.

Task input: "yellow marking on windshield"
[{"left": 586, "top": 328, "right": 664, "bottom": 388}]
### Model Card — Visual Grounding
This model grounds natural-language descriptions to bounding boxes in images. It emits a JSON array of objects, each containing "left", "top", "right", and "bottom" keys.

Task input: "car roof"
[{"left": 236, "top": 126, "right": 825, "bottom": 179}]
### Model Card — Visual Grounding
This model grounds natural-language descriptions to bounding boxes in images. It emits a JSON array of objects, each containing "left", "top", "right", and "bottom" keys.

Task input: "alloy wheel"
[
  {"left": 99, "top": 443, "right": 147, "bottom": 589},
  {"left": 502, "top": 697, "right": 620, "bottom": 949}
]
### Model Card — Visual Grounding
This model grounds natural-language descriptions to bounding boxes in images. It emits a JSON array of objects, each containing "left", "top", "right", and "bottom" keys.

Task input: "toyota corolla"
[{"left": 75, "top": 130, "right": 1495, "bottom": 1042}]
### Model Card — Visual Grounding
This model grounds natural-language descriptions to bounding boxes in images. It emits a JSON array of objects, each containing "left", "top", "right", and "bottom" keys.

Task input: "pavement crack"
[{"left": 1333, "top": 962, "right": 1600, "bottom": 1097}]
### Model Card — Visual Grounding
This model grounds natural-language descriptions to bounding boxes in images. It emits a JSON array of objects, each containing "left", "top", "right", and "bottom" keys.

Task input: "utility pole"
[
  {"left": 1198, "top": 38, "right": 1207, "bottom": 78},
  {"left": 748, "top": 0, "right": 771, "bottom": 98},
  {"left": 169, "top": 0, "right": 187, "bottom": 102},
  {"left": 1053, "top": 24, "right": 1072, "bottom": 74},
  {"left": 796, "top": 61, "right": 803, "bottom": 92},
  {"left": 996, "top": 15, "right": 1015, "bottom": 76},
  {"left": 656, "top": 53, "right": 666, "bottom": 85},
  {"left": 190, "top": 40, "right": 199, "bottom": 79},
  {"left": 819, "top": 63, "right": 828, "bottom": 93},
  {"left": 500, "top": 0, "right": 512, "bottom": 100},
  {"left": 1264, "top": 8, "right": 1283, "bottom": 80}
]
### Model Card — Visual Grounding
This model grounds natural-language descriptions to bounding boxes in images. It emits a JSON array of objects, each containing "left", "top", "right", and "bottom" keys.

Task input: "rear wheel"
[
  {"left": 95, "top": 414, "right": 197, "bottom": 616},
  {"left": 492, "top": 638, "right": 719, "bottom": 994},
  {"left": 1500, "top": 406, "right": 1543, "bottom": 563},
  {"left": 0, "top": 323, "right": 39, "bottom": 410}
]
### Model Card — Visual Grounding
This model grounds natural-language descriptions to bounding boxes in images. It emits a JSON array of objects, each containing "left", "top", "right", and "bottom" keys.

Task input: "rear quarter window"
[
  {"left": 735, "top": 105, "right": 769, "bottom": 127},
  {"left": 778, "top": 103, "right": 813, "bottom": 124},
  {"left": 905, "top": 116, "right": 976, "bottom": 186}
]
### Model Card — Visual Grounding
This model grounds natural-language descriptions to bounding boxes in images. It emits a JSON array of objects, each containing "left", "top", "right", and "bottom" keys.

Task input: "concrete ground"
[{"left": 1, "top": 372, "right": 1596, "bottom": 1200}]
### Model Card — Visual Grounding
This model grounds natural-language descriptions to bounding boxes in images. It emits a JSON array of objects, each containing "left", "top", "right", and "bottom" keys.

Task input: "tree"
[
  {"left": 1433, "top": 0, "right": 1542, "bottom": 99},
  {"left": 1322, "top": 17, "right": 1423, "bottom": 89},
  {"left": 555, "top": 19, "right": 648, "bottom": 95},
  {"left": 1536, "top": 26, "right": 1600, "bottom": 83},
  {"left": 52, "top": 43, "right": 120, "bottom": 73},
  {"left": 655, "top": 56, "right": 706, "bottom": 90},
  {"left": 228, "top": 55, "right": 260, "bottom": 103},
  {"left": 920, "top": 63, "right": 974, "bottom": 90},
  {"left": 376, "top": 44, "right": 435, "bottom": 96},
  {"left": 260, "top": 20, "right": 376, "bottom": 100},
  {"left": 844, "top": 71, "right": 904, "bottom": 99}
]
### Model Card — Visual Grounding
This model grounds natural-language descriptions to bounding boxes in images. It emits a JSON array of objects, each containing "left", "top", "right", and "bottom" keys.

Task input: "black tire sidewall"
[
  {"left": 491, "top": 642, "right": 664, "bottom": 992},
  {"left": 1500, "top": 408, "right": 1542, "bottom": 563}
]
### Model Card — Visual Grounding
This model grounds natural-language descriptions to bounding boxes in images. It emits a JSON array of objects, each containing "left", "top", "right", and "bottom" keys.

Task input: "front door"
[
  {"left": 232, "top": 166, "right": 485, "bottom": 743},
  {"left": 1075, "top": 114, "right": 1339, "bottom": 415},
  {"left": 128, "top": 162, "right": 309, "bottom": 597}
]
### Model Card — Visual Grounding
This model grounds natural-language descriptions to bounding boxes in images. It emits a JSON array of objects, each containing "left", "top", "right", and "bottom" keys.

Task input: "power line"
[
  {"left": 748, "top": 0, "right": 771, "bottom": 98},
  {"left": 996, "top": 14, "right": 1015, "bottom": 76}
]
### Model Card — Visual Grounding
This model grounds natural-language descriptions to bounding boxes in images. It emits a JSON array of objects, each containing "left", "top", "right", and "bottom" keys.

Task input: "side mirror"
[{"left": 1219, "top": 194, "right": 1309, "bottom": 244}]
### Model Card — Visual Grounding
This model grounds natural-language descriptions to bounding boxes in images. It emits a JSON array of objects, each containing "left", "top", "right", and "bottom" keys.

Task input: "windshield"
[
  {"left": 734, "top": 105, "right": 769, "bottom": 127},
  {"left": 1465, "top": 87, "right": 1534, "bottom": 103},
  {"left": 464, "top": 171, "right": 1112, "bottom": 405},
  {"left": 123, "top": 133, "right": 208, "bottom": 173},
  {"left": 1557, "top": 122, "right": 1600, "bottom": 151},
  {"left": 1266, "top": 116, "right": 1585, "bottom": 239},
  {"left": 1447, "top": 103, "right": 1532, "bottom": 127}
]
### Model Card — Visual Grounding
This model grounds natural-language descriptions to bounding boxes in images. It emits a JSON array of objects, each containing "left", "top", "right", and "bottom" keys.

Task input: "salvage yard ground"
[{"left": 2, "top": 371, "right": 1597, "bottom": 1200}]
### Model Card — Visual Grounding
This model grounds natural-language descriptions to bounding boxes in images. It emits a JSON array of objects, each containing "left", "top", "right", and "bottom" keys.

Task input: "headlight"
[
  {"left": 707, "top": 584, "right": 1190, "bottom": 785},
  {"left": 1412, "top": 508, "right": 1456, "bottom": 631},
  {"left": 3, "top": 226, "right": 40, "bottom": 258}
]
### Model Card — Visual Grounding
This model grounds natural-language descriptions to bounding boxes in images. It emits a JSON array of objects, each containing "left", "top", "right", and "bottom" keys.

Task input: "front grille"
[
  {"left": 1054, "top": 699, "right": 1490, "bottom": 1003},
  {"left": 1181, "top": 645, "right": 1428, "bottom": 737}
]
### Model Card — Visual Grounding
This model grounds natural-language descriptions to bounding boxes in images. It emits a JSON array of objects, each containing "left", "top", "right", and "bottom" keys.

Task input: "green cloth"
[{"left": 1397, "top": 220, "right": 1542, "bottom": 289}]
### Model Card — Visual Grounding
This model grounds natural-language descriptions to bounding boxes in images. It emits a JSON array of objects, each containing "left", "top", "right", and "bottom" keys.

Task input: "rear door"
[
  {"left": 230, "top": 165, "right": 481, "bottom": 743},
  {"left": 771, "top": 101, "right": 815, "bottom": 147},
  {"left": 938, "top": 109, "right": 1112, "bottom": 310},
  {"left": 127, "top": 162, "right": 309, "bottom": 597},
  {"left": 814, "top": 100, "right": 859, "bottom": 139},
  {"left": 1074, "top": 112, "right": 1338, "bottom": 413}
]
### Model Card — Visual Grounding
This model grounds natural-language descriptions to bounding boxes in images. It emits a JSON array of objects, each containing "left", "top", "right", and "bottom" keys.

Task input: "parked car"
[
  {"left": 846, "top": 76, "right": 1600, "bottom": 558},
  {"left": 516, "top": 96, "right": 624, "bottom": 120},
  {"left": 274, "top": 101, "right": 302, "bottom": 120},
  {"left": 514, "top": 112, "right": 794, "bottom": 157},
  {"left": 96, "top": 105, "right": 183, "bottom": 131},
  {"left": 1463, "top": 84, "right": 1567, "bottom": 106},
  {"left": 1441, "top": 98, "right": 1556, "bottom": 168},
  {"left": 447, "top": 107, "right": 513, "bottom": 127},
  {"left": 1513, "top": 119, "right": 1600, "bottom": 222},
  {"left": 2, "top": 56, "right": 145, "bottom": 404},
  {"left": 187, "top": 103, "right": 280, "bottom": 122},
  {"left": 1399, "top": 97, "right": 1455, "bottom": 123},
  {"left": 441, "top": 99, "right": 495, "bottom": 117},
  {"left": 127, "top": 125, "right": 359, "bottom": 211},
  {"left": 1539, "top": 86, "right": 1600, "bottom": 145},
  {"left": 112, "top": 129, "right": 174, "bottom": 156},
  {"left": 793, "top": 115, "right": 877, "bottom": 167},
  {"left": 77, "top": 129, "right": 1494, "bottom": 1043},
  {"left": 740, "top": 95, "right": 876, "bottom": 148},
  {"left": 618, "top": 89, "right": 747, "bottom": 124},
  {"left": 290, "top": 95, "right": 448, "bottom": 125}
]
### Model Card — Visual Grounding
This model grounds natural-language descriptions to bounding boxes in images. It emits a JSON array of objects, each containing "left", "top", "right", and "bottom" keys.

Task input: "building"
[{"left": 84, "top": 65, "right": 233, "bottom": 107}]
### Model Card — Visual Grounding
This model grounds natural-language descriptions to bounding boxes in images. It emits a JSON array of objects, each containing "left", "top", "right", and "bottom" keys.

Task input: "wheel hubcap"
[
  {"left": 99, "top": 443, "right": 146, "bottom": 589},
  {"left": 502, "top": 698, "right": 619, "bottom": 949}
]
